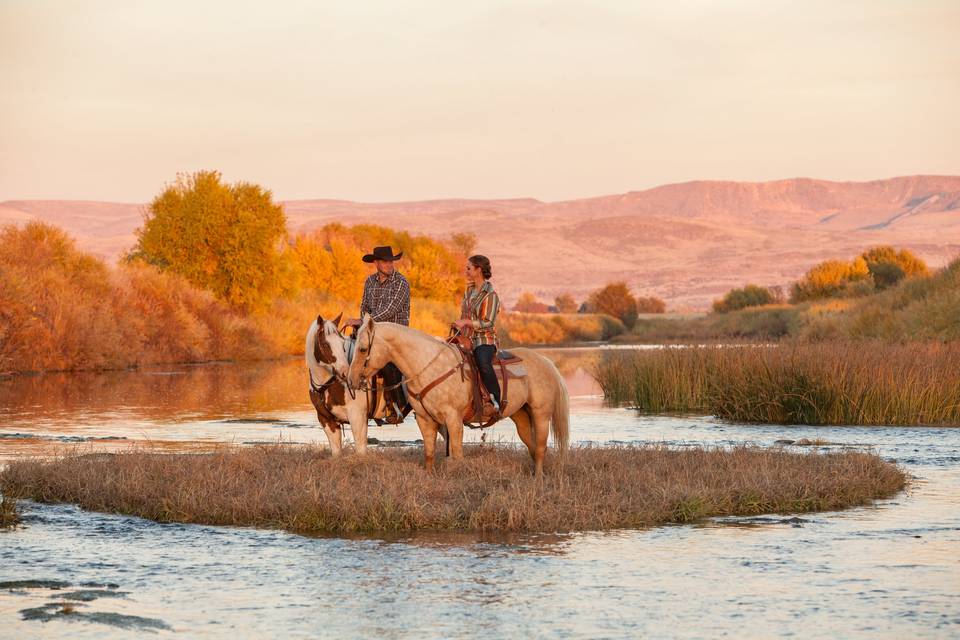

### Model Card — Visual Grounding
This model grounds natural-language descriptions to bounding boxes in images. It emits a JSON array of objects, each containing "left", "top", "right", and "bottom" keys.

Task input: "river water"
[{"left": 1, "top": 350, "right": 958, "bottom": 638}]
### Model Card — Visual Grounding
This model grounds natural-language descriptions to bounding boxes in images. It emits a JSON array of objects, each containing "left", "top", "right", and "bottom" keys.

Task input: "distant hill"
[{"left": 3, "top": 175, "right": 959, "bottom": 310}]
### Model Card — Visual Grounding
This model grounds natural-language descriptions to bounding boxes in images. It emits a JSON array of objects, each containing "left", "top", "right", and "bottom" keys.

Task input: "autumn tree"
[
  {"left": 555, "top": 293, "right": 578, "bottom": 314},
  {"left": 636, "top": 296, "right": 667, "bottom": 314},
  {"left": 861, "top": 246, "right": 928, "bottom": 290},
  {"left": 450, "top": 232, "right": 477, "bottom": 257},
  {"left": 790, "top": 257, "right": 872, "bottom": 303},
  {"left": 514, "top": 292, "right": 550, "bottom": 313},
  {"left": 129, "top": 171, "right": 289, "bottom": 311},
  {"left": 588, "top": 282, "right": 638, "bottom": 328}
]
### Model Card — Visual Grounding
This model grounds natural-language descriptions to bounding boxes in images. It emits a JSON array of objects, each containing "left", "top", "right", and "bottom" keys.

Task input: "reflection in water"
[
  {"left": 0, "top": 349, "right": 606, "bottom": 459},
  {"left": 1, "top": 350, "right": 959, "bottom": 638}
]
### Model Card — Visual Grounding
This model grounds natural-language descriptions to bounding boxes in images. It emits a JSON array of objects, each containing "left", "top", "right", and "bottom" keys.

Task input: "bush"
[
  {"left": 588, "top": 282, "right": 638, "bottom": 328},
  {"left": 555, "top": 293, "right": 578, "bottom": 314},
  {"left": 514, "top": 292, "right": 551, "bottom": 313},
  {"left": 712, "top": 284, "right": 781, "bottom": 313},
  {"left": 861, "top": 245, "right": 928, "bottom": 290},
  {"left": 0, "top": 222, "right": 274, "bottom": 373},
  {"left": 790, "top": 257, "right": 872, "bottom": 303},
  {"left": 500, "top": 313, "right": 626, "bottom": 345},
  {"left": 636, "top": 296, "right": 667, "bottom": 314}
]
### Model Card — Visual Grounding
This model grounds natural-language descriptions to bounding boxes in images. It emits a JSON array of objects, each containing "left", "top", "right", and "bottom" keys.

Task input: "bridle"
[
  {"left": 310, "top": 321, "right": 352, "bottom": 396},
  {"left": 353, "top": 322, "right": 472, "bottom": 431}
]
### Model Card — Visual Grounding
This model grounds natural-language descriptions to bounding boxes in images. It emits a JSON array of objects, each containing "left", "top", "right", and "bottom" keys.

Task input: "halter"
[{"left": 311, "top": 321, "right": 353, "bottom": 397}]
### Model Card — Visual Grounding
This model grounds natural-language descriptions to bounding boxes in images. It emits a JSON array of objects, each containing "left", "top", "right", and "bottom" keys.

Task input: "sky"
[{"left": 1, "top": 0, "right": 958, "bottom": 202}]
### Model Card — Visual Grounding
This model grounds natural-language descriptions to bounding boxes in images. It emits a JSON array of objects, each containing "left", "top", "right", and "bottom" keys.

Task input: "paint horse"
[
  {"left": 305, "top": 313, "right": 396, "bottom": 456},
  {"left": 344, "top": 315, "right": 570, "bottom": 475}
]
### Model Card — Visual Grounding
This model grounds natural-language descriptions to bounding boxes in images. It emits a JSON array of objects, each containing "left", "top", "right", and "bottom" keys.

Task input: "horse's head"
[
  {"left": 348, "top": 314, "right": 385, "bottom": 389},
  {"left": 309, "top": 312, "right": 348, "bottom": 377}
]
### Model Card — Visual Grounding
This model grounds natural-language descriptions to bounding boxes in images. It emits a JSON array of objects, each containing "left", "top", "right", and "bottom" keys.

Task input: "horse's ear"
[
  {"left": 316, "top": 313, "right": 324, "bottom": 326},
  {"left": 362, "top": 314, "right": 374, "bottom": 331},
  {"left": 332, "top": 312, "right": 343, "bottom": 329}
]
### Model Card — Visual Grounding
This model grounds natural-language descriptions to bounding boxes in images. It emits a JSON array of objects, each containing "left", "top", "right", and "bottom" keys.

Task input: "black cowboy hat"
[{"left": 362, "top": 246, "right": 404, "bottom": 263}]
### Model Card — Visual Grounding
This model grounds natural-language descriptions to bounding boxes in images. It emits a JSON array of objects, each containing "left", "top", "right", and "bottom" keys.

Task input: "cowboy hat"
[{"left": 362, "top": 246, "right": 404, "bottom": 262}]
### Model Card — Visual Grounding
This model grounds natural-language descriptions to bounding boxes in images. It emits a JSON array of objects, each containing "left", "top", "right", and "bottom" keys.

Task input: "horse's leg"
[
  {"left": 322, "top": 422, "right": 343, "bottom": 457},
  {"left": 529, "top": 408, "right": 551, "bottom": 476},
  {"left": 444, "top": 409, "right": 465, "bottom": 460},
  {"left": 510, "top": 406, "right": 536, "bottom": 460},
  {"left": 414, "top": 411, "right": 439, "bottom": 471},
  {"left": 347, "top": 404, "right": 369, "bottom": 455}
]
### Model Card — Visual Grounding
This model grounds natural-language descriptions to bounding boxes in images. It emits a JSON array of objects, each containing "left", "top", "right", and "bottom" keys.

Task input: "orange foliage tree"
[
  {"left": 790, "top": 257, "right": 872, "bottom": 302},
  {"left": 129, "top": 171, "right": 291, "bottom": 311},
  {"left": 636, "top": 296, "right": 667, "bottom": 314},
  {"left": 861, "top": 246, "right": 928, "bottom": 290},
  {"left": 514, "top": 292, "right": 551, "bottom": 313},
  {"left": 587, "top": 282, "right": 638, "bottom": 328},
  {"left": 555, "top": 293, "right": 578, "bottom": 314},
  {"left": 287, "top": 223, "right": 463, "bottom": 305}
]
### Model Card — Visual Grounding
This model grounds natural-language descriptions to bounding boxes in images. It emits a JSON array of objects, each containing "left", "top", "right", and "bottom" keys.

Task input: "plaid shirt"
[
  {"left": 460, "top": 280, "right": 500, "bottom": 347},
  {"left": 360, "top": 270, "right": 410, "bottom": 325}
]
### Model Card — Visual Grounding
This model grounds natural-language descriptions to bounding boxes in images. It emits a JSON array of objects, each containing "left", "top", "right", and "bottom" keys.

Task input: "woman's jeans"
[{"left": 473, "top": 345, "right": 501, "bottom": 406}]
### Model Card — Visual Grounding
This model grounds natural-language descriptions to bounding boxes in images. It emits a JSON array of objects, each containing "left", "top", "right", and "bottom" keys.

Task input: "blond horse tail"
[{"left": 547, "top": 358, "right": 570, "bottom": 453}]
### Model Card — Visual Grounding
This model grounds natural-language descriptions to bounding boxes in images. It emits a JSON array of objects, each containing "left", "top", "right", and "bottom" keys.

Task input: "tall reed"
[{"left": 595, "top": 342, "right": 960, "bottom": 425}]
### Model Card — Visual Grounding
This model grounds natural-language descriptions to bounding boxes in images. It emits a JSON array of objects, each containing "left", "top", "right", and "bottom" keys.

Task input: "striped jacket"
[{"left": 460, "top": 280, "right": 501, "bottom": 347}]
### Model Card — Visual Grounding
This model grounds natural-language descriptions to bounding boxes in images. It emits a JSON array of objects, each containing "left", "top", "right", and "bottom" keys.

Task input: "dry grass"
[
  {"left": 0, "top": 444, "right": 904, "bottom": 533},
  {"left": 595, "top": 342, "right": 960, "bottom": 425},
  {"left": 0, "top": 493, "right": 19, "bottom": 528}
]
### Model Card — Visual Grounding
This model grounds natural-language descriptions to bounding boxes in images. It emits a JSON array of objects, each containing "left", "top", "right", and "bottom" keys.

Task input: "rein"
[{"left": 357, "top": 323, "right": 464, "bottom": 393}]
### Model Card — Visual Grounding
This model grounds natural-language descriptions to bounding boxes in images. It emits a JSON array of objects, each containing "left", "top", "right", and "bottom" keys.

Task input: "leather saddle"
[{"left": 447, "top": 333, "right": 524, "bottom": 429}]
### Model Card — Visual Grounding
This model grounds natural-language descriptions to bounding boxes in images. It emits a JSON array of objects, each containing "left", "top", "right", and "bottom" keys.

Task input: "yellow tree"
[
  {"left": 130, "top": 171, "right": 288, "bottom": 311},
  {"left": 861, "top": 246, "right": 929, "bottom": 289}
]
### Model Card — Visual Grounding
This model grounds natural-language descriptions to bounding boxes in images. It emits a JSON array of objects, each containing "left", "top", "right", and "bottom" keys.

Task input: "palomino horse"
[
  {"left": 305, "top": 313, "right": 385, "bottom": 456},
  {"left": 344, "top": 315, "right": 569, "bottom": 475}
]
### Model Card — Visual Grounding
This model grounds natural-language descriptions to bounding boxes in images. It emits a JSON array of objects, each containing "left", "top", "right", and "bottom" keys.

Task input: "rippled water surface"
[{"left": 1, "top": 350, "right": 958, "bottom": 638}]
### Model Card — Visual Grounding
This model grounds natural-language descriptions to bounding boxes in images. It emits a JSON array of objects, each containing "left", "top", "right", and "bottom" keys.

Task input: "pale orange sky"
[{"left": 1, "top": 0, "right": 958, "bottom": 202}]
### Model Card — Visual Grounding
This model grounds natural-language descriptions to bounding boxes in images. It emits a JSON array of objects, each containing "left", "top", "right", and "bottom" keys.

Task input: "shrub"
[
  {"left": 588, "top": 282, "right": 638, "bottom": 328},
  {"left": 555, "top": 293, "right": 578, "bottom": 314},
  {"left": 861, "top": 245, "right": 928, "bottom": 290},
  {"left": 636, "top": 296, "right": 667, "bottom": 314},
  {"left": 712, "top": 284, "right": 781, "bottom": 313},
  {"left": 790, "top": 257, "right": 872, "bottom": 302},
  {"left": 514, "top": 292, "right": 551, "bottom": 313}
]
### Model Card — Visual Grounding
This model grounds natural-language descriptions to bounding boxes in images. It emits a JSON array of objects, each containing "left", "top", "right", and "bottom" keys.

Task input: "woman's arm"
[{"left": 472, "top": 290, "right": 500, "bottom": 330}]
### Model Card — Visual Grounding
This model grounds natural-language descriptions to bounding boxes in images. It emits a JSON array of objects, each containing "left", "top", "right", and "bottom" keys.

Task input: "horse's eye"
[{"left": 359, "top": 347, "right": 368, "bottom": 353}]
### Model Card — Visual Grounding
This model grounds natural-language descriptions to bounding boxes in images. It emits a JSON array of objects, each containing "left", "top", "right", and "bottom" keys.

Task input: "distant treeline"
[
  {"left": 625, "top": 250, "right": 959, "bottom": 343},
  {"left": 0, "top": 171, "right": 624, "bottom": 373}
]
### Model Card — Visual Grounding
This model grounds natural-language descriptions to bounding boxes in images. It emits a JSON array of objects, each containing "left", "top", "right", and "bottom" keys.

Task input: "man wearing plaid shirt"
[{"left": 347, "top": 246, "right": 410, "bottom": 421}]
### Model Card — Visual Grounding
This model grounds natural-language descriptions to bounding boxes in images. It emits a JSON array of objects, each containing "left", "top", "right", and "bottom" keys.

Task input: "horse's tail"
[{"left": 546, "top": 358, "right": 570, "bottom": 454}]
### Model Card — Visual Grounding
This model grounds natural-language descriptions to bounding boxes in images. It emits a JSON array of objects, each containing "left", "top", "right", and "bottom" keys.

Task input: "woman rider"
[{"left": 452, "top": 255, "right": 502, "bottom": 415}]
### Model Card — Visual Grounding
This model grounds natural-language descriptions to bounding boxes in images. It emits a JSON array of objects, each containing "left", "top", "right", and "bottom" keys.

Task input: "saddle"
[{"left": 447, "top": 333, "right": 526, "bottom": 429}]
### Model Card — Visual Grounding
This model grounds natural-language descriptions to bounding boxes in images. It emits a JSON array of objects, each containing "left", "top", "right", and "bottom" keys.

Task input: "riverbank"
[{"left": 0, "top": 444, "right": 905, "bottom": 534}]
